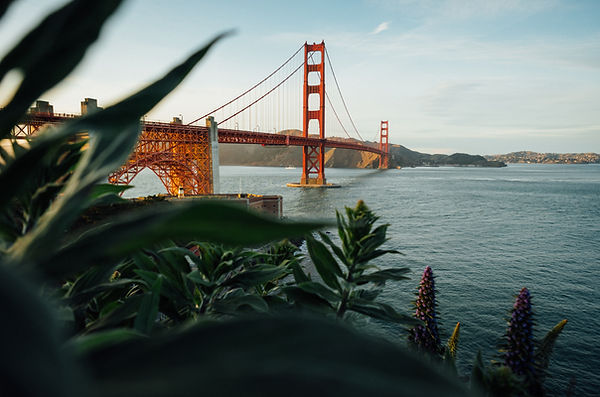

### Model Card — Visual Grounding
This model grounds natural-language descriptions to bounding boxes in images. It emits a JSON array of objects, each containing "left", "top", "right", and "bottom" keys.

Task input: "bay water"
[{"left": 125, "top": 164, "right": 600, "bottom": 395}]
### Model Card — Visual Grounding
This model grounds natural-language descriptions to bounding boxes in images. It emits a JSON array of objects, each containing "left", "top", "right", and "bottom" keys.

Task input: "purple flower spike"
[
  {"left": 409, "top": 266, "right": 442, "bottom": 354},
  {"left": 504, "top": 287, "right": 535, "bottom": 379}
]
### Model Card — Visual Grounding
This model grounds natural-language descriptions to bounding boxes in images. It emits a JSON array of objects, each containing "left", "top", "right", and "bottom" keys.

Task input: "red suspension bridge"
[{"left": 12, "top": 41, "right": 390, "bottom": 195}]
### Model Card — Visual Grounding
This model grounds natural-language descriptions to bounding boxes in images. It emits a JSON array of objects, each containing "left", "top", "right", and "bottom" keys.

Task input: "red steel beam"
[{"left": 17, "top": 113, "right": 384, "bottom": 155}]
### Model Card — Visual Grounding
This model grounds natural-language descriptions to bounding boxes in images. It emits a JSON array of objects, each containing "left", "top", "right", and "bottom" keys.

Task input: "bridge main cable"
[
  {"left": 219, "top": 62, "right": 303, "bottom": 124},
  {"left": 187, "top": 44, "right": 304, "bottom": 126},
  {"left": 325, "top": 48, "right": 365, "bottom": 142}
]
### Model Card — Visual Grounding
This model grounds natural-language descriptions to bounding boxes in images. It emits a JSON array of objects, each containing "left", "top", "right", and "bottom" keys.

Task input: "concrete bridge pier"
[{"left": 207, "top": 116, "right": 220, "bottom": 194}]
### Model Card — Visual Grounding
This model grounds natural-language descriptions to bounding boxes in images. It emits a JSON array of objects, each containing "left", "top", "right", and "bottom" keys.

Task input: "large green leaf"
[
  {"left": 295, "top": 281, "right": 341, "bottom": 303},
  {"left": 66, "top": 278, "right": 144, "bottom": 308},
  {"left": 85, "top": 295, "right": 144, "bottom": 333},
  {"left": 289, "top": 261, "right": 311, "bottom": 283},
  {"left": 0, "top": 262, "right": 82, "bottom": 397},
  {"left": 222, "top": 265, "right": 289, "bottom": 289},
  {"left": 354, "top": 267, "right": 411, "bottom": 285},
  {"left": 347, "top": 298, "right": 418, "bottom": 325},
  {"left": 212, "top": 292, "right": 269, "bottom": 314},
  {"left": 84, "top": 184, "right": 132, "bottom": 207},
  {"left": 0, "top": 0, "right": 124, "bottom": 136},
  {"left": 34, "top": 201, "right": 323, "bottom": 280},
  {"left": 0, "top": 138, "right": 84, "bottom": 219},
  {"left": 6, "top": 33, "right": 227, "bottom": 267},
  {"left": 305, "top": 234, "right": 342, "bottom": 291},
  {"left": 319, "top": 231, "right": 349, "bottom": 266},
  {"left": 69, "top": 328, "right": 146, "bottom": 356},
  {"left": 282, "top": 286, "right": 334, "bottom": 313},
  {"left": 80, "top": 315, "right": 473, "bottom": 397},
  {"left": 134, "top": 275, "right": 164, "bottom": 334}
]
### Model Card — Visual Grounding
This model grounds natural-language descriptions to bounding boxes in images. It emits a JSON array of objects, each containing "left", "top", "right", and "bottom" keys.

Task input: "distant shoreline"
[{"left": 485, "top": 151, "right": 599, "bottom": 165}]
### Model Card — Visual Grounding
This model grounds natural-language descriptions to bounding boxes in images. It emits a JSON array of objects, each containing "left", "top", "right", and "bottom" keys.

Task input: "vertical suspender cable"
[{"left": 324, "top": 48, "right": 365, "bottom": 141}]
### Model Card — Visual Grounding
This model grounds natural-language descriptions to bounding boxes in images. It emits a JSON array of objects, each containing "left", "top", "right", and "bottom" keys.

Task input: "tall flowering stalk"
[
  {"left": 409, "top": 266, "right": 442, "bottom": 354},
  {"left": 504, "top": 287, "right": 535, "bottom": 382}
]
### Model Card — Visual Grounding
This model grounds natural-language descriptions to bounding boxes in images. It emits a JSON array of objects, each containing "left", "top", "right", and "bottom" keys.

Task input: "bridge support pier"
[{"left": 207, "top": 116, "right": 220, "bottom": 194}]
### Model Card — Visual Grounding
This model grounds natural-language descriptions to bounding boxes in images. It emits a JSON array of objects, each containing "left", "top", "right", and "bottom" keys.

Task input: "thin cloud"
[{"left": 372, "top": 21, "right": 390, "bottom": 35}]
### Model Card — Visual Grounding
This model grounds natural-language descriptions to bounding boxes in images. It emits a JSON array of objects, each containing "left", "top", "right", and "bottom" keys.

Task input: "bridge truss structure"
[{"left": 10, "top": 41, "right": 390, "bottom": 195}]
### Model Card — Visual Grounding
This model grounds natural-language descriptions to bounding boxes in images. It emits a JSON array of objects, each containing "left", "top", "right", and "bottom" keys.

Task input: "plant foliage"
[
  {"left": 0, "top": 1, "right": 474, "bottom": 396},
  {"left": 283, "top": 200, "right": 415, "bottom": 326}
]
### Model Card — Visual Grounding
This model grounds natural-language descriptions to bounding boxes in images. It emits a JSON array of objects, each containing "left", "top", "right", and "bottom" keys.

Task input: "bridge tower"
[
  {"left": 379, "top": 120, "right": 389, "bottom": 169},
  {"left": 300, "top": 41, "right": 326, "bottom": 185}
]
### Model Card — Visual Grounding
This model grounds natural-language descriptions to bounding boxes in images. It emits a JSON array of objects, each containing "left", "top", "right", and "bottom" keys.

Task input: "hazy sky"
[{"left": 1, "top": 0, "right": 599, "bottom": 154}]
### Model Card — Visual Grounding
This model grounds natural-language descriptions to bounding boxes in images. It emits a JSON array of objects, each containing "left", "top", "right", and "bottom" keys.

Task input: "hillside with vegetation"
[{"left": 219, "top": 131, "right": 506, "bottom": 168}]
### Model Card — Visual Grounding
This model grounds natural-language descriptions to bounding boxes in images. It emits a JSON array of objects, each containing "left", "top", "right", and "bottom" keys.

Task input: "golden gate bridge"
[{"left": 11, "top": 41, "right": 390, "bottom": 195}]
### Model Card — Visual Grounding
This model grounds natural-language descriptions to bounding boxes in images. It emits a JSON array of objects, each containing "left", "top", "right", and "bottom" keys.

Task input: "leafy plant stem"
[{"left": 336, "top": 289, "right": 349, "bottom": 318}]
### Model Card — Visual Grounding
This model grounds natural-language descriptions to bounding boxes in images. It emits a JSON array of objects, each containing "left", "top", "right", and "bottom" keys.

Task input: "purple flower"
[
  {"left": 504, "top": 287, "right": 535, "bottom": 379},
  {"left": 409, "top": 266, "right": 442, "bottom": 354}
]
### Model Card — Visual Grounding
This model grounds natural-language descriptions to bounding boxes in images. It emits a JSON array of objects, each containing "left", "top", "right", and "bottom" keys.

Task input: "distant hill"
[
  {"left": 219, "top": 131, "right": 505, "bottom": 168},
  {"left": 485, "top": 151, "right": 600, "bottom": 164},
  {"left": 388, "top": 145, "right": 505, "bottom": 168}
]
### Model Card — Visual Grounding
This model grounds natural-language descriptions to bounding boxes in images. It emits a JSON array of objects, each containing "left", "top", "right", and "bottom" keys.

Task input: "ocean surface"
[{"left": 125, "top": 164, "right": 600, "bottom": 395}]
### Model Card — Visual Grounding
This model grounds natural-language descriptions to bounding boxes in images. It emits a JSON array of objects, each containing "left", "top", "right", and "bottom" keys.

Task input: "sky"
[{"left": 0, "top": 0, "right": 599, "bottom": 154}]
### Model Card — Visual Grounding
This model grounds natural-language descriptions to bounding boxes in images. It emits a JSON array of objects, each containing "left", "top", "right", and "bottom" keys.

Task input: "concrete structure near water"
[{"left": 168, "top": 193, "right": 283, "bottom": 218}]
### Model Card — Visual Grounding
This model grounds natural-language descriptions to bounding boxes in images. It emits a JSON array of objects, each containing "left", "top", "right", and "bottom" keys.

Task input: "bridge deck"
[{"left": 14, "top": 113, "right": 383, "bottom": 156}]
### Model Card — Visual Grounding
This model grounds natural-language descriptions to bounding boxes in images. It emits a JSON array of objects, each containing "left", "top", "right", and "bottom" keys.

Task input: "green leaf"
[
  {"left": 289, "top": 261, "right": 310, "bottom": 283},
  {"left": 445, "top": 322, "right": 461, "bottom": 362},
  {"left": 535, "top": 319, "right": 567, "bottom": 379},
  {"left": 68, "top": 328, "right": 145, "bottom": 356},
  {"left": 85, "top": 295, "right": 143, "bottom": 333},
  {"left": 133, "top": 269, "right": 159, "bottom": 286},
  {"left": 80, "top": 315, "right": 470, "bottom": 397},
  {"left": 212, "top": 293, "right": 269, "bottom": 314},
  {"left": 357, "top": 248, "right": 402, "bottom": 267},
  {"left": 0, "top": 0, "right": 124, "bottom": 136},
  {"left": 131, "top": 251, "right": 156, "bottom": 272},
  {"left": 186, "top": 270, "right": 214, "bottom": 288},
  {"left": 282, "top": 286, "right": 334, "bottom": 313},
  {"left": 84, "top": 183, "right": 131, "bottom": 207},
  {"left": 470, "top": 351, "right": 487, "bottom": 394},
  {"left": 352, "top": 288, "right": 382, "bottom": 302},
  {"left": 305, "top": 234, "right": 342, "bottom": 291},
  {"left": 355, "top": 267, "right": 410, "bottom": 285},
  {"left": 157, "top": 246, "right": 199, "bottom": 274},
  {"left": 67, "top": 278, "right": 144, "bottom": 308},
  {"left": 66, "top": 265, "right": 119, "bottom": 300},
  {"left": 0, "top": 262, "right": 82, "bottom": 397},
  {"left": 0, "top": 138, "right": 82, "bottom": 214},
  {"left": 36, "top": 201, "right": 324, "bottom": 280},
  {"left": 223, "top": 265, "right": 289, "bottom": 289},
  {"left": 6, "top": 33, "right": 229, "bottom": 268},
  {"left": 295, "top": 281, "right": 340, "bottom": 303},
  {"left": 347, "top": 298, "right": 418, "bottom": 325},
  {"left": 319, "top": 231, "right": 348, "bottom": 266},
  {"left": 134, "top": 275, "right": 164, "bottom": 334},
  {"left": 90, "top": 183, "right": 132, "bottom": 198}
]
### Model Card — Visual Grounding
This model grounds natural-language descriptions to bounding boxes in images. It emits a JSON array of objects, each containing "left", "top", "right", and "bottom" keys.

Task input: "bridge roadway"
[
  {"left": 146, "top": 121, "right": 384, "bottom": 155},
  {"left": 15, "top": 113, "right": 383, "bottom": 156}
]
